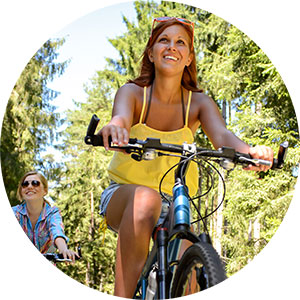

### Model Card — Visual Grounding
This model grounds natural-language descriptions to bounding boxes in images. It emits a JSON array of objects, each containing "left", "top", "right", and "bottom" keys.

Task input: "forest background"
[{"left": 1, "top": 0, "right": 299, "bottom": 299}]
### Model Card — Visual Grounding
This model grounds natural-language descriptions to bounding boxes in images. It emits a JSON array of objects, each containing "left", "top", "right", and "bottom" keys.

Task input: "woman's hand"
[
  {"left": 244, "top": 145, "right": 274, "bottom": 172},
  {"left": 97, "top": 123, "right": 129, "bottom": 151},
  {"left": 55, "top": 237, "right": 79, "bottom": 264},
  {"left": 59, "top": 248, "right": 78, "bottom": 264},
  {"left": 96, "top": 84, "right": 137, "bottom": 151}
]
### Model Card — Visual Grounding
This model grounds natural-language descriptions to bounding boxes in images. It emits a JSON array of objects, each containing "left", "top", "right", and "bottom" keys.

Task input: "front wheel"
[{"left": 171, "top": 242, "right": 227, "bottom": 297}]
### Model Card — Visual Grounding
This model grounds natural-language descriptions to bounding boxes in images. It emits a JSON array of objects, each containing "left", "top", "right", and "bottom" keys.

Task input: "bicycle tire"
[{"left": 171, "top": 242, "right": 227, "bottom": 297}]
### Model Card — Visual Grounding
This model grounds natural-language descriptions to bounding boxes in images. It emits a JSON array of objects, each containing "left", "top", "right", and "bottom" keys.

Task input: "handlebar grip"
[
  {"left": 85, "top": 114, "right": 111, "bottom": 146},
  {"left": 237, "top": 148, "right": 284, "bottom": 169},
  {"left": 57, "top": 253, "right": 65, "bottom": 260},
  {"left": 77, "top": 246, "right": 82, "bottom": 258},
  {"left": 86, "top": 114, "right": 100, "bottom": 136},
  {"left": 239, "top": 141, "right": 288, "bottom": 169},
  {"left": 271, "top": 141, "right": 288, "bottom": 170},
  {"left": 85, "top": 134, "right": 104, "bottom": 146},
  {"left": 85, "top": 134, "right": 113, "bottom": 147},
  {"left": 56, "top": 247, "right": 82, "bottom": 261}
]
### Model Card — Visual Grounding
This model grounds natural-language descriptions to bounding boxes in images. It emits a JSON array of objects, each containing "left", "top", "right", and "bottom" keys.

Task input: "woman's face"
[
  {"left": 20, "top": 174, "right": 47, "bottom": 203},
  {"left": 148, "top": 24, "right": 193, "bottom": 75}
]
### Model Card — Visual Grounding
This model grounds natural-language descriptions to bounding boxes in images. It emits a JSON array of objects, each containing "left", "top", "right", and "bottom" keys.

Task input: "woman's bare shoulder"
[
  {"left": 117, "top": 83, "right": 144, "bottom": 98},
  {"left": 192, "top": 91, "right": 214, "bottom": 105},
  {"left": 114, "top": 83, "right": 146, "bottom": 124},
  {"left": 190, "top": 92, "right": 217, "bottom": 115}
]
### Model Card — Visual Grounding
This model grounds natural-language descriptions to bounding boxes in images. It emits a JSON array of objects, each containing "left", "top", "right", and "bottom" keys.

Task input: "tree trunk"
[
  {"left": 222, "top": 99, "right": 227, "bottom": 124},
  {"left": 253, "top": 218, "right": 261, "bottom": 252},
  {"left": 86, "top": 261, "right": 91, "bottom": 286},
  {"left": 248, "top": 218, "right": 261, "bottom": 253},
  {"left": 86, "top": 190, "right": 95, "bottom": 287}
]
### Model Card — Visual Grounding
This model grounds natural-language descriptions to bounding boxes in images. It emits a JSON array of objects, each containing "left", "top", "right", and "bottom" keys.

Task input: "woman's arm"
[
  {"left": 198, "top": 94, "right": 273, "bottom": 171},
  {"left": 50, "top": 207, "right": 77, "bottom": 262},
  {"left": 97, "top": 83, "right": 136, "bottom": 150}
]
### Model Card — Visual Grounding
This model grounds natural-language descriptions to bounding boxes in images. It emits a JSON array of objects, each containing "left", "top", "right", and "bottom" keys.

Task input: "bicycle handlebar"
[
  {"left": 43, "top": 246, "right": 82, "bottom": 263},
  {"left": 85, "top": 114, "right": 288, "bottom": 170}
]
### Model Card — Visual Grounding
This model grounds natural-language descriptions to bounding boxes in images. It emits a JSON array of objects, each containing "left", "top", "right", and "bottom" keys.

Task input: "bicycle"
[{"left": 85, "top": 114, "right": 288, "bottom": 299}]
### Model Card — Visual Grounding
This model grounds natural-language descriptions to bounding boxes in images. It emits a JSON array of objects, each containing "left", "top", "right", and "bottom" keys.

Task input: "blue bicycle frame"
[{"left": 134, "top": 156, "right": 201, "bottom": 299}]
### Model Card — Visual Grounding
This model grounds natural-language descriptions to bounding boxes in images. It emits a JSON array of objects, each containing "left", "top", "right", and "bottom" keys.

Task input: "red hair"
[{"left": 128, "top": 19, "right": 203, "bottom": 92}]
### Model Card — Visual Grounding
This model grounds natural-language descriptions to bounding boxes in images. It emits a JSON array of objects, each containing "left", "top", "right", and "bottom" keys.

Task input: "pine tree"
[
  {"left": 54, "top": 72, "right": 117, "bottom": 292},
  {"left": 9, "top": 0, "right": 296, "bottom": 292},
  {"left": 1, "top": 38, "right": 68, "bottom": 205}
]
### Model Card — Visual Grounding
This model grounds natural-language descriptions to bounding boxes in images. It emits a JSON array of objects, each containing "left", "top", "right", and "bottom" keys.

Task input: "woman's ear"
[
  {"left": 148, "top": 49, "right": 154, "bottom": 63},
  {"left": 186, "top": 53, "right": 193, "bottom": 67}
]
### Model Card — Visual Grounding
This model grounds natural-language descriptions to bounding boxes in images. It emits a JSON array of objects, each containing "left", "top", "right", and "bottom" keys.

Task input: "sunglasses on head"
[
  {"left": 150, "top": 16, "right": 194, "bottom": 48},
  {"left": 21, "top": 180, "right": 41, "bottom": 188}
]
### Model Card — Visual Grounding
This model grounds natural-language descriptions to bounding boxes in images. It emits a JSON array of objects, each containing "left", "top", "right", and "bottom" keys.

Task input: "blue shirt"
[{"left": 12, "top": 202, "right": 69, "bottom": 253}]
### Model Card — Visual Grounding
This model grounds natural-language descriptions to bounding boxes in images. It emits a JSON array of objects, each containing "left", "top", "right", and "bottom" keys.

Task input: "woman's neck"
[
  {"left": 152, "top": 76, "right": 183, "bottom": 104},
  {"left": 26, "top": 199, "right": 44, "bottom": 219}
]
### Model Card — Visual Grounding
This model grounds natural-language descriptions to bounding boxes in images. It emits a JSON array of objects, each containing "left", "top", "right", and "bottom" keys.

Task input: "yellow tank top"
[{"left": 107, "top": 86, "right": 198, "bottom": 196}]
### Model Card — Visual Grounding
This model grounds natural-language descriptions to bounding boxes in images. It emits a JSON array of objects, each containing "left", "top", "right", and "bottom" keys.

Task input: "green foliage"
[
  {"left": 3, "top": 0, "right": 298, "bottom": 294},
  {"left": 1, "top": 38, "right": 68, "bottom": 205},
  {"left": 77, "top": 0, "right": 297, "bottom": 287},
  {"left": 53, "top": 71, "right": 117, "bottom": 292},
  {"left": 102, "top": 0, "right": 158, "bottom": 85},
  {"left": 222, "top": 106, "right": 299, "bottom": 275}
]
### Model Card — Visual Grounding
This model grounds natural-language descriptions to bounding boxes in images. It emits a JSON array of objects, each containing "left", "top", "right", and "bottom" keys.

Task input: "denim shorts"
[{"left": 100, "top": 181, "right": 172, "bottom": 230}]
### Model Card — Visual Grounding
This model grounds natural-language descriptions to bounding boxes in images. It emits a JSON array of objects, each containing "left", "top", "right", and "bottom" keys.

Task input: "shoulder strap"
[
  {"left": 142, "top": 84, "right": 154, "bottom": 124},
  {"left": 185, "top": 90, "right": 192, "bottom": 127},
  {"left": 139, "top": 86, "right": 148, "bottom": 124},
  {"left": 181, "top": 87, "right": 185, "bottom": 126}
]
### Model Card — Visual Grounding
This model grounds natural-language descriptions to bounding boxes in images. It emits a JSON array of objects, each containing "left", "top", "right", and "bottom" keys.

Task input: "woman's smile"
[
  {"left": 25, "top": 191, "right": 35, "bottom": 195},
  {"left": 163, "top": 55, "right": 179, "bottom": 62},
  {"left": 149, "top": 25, "right": 193, "bottom": 70},
  {"left": 21, "top": 175, "right": 46, "bottom": 202}
]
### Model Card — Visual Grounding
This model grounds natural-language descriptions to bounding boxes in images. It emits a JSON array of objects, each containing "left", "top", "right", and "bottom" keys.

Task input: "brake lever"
[
  {"left": 239, "top": 141, "right": 289, "bottom": 169},
  {"left": 238, "top": 156, "right": 272, "bottom": 167}
]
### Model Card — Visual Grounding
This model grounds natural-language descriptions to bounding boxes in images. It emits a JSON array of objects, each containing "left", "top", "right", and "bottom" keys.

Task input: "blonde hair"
[{"left": 17, "top": 171, "right": 48, "bottom": 202}]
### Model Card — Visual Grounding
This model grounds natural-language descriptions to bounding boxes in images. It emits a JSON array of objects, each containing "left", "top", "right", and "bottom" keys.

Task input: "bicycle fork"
[
  {"left": 156, "top": 228, "right": 169, "bottom": 298},
  {"left": 156, "top": 183, "right": 191, "bottom": 299}
]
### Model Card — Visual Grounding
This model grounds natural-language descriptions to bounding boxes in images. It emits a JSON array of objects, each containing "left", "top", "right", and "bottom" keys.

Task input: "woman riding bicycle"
[
  {"left": 13, "top": 171, "right": 78, "bottom": 262},
  {"left": 98, "top": 17, "right": 273, "bottom": 298}
]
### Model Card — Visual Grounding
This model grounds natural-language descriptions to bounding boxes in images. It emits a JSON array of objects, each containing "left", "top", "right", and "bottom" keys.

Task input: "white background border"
[{"left": 0, "top": 1, "right": 299, "bottom": 299}]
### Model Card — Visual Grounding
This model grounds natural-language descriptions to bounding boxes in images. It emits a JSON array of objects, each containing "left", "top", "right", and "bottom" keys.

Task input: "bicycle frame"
[
  {"left": 85, "top": 114, "right": 288, "bottom": 299},
  {"left": 134, "top": 155, "right": 203, "bottom": 299}
]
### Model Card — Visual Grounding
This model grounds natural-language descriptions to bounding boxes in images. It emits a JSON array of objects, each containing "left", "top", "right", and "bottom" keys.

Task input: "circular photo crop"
[{"left": 1, "top": 1, "right": 299, "bottom": 299}]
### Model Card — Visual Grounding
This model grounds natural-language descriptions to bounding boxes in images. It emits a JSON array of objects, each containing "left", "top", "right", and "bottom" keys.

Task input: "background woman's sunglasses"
[
  {"left": 21, "top": 180, "right": 41, "bottom": 188},
  {"left": 150, "top": 16, "right": 194, "bottom": 48}
]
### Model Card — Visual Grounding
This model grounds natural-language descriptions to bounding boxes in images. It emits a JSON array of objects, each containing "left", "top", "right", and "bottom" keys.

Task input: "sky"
[
  {"left": 48, "top": 1, "right": 138, "bottom": 113},
  {"left": 0, "top": 1, "right": 300, "bottom": 300},
  {"left": 43, "top": 1, "right": 139, "bottom": 159}
]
